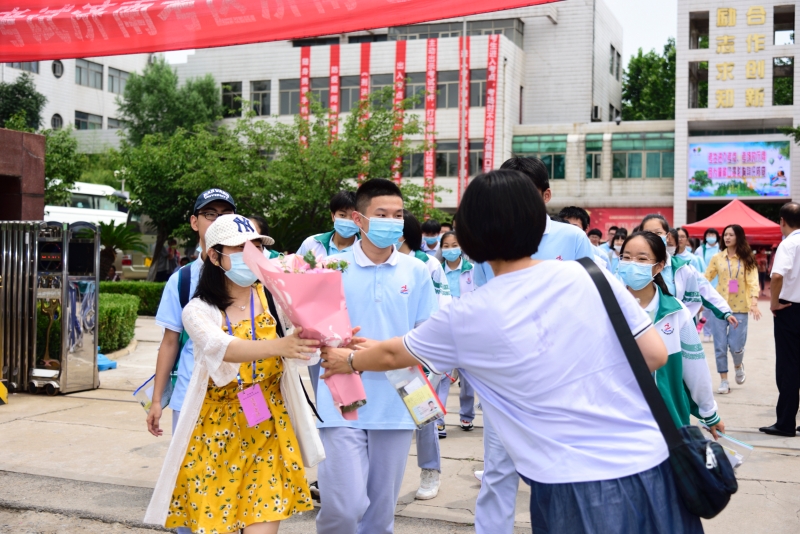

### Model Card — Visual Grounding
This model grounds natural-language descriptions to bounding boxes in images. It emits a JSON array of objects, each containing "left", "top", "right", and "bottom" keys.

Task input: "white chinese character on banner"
[
  {"left": 158, "top": 0, "right": 200, "bottom": 31},
  {"left": 71, "top": 1, "right": 116, "bottom": 41},
  {"left": 113, "top": 0, "right": 157, "bottom": 37},
  {"left": 206, "top": 0, "right": 255, "bottom": 26},
  {"left": 0, "top": 7, "right": 31, "bottom": 47},
  {"left": 27, "top": 5, "right": 74, "bottom": 43}
]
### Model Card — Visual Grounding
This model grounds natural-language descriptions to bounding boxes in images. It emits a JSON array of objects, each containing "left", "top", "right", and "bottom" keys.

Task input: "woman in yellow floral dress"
[{"left": 145, "top": 215, "right": 318, "bottom": 534}]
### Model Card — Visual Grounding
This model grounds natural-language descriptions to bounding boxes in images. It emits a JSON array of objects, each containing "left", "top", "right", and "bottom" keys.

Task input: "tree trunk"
[{"left": 147, "top": 228, "right": 167, "bottom": 282}]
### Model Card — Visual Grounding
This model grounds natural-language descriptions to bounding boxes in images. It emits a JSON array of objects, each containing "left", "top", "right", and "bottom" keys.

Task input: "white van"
[{"left": 44, "top": 182, "right": 130, "bottom": 226}]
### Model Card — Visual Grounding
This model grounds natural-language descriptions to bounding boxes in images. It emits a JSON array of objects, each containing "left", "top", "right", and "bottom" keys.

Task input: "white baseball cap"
[{"left": 205, "top": 214, "right": 275, "bottom": 252}]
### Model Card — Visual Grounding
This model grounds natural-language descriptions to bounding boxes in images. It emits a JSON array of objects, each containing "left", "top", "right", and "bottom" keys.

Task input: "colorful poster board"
[{"left": 688, "top": 141, "right": 790, "bottom": 198}]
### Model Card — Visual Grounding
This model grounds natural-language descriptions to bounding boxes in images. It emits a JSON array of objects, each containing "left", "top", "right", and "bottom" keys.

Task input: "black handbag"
[{"left": 577, "top": 258, "right": 738, "bottom": 519}]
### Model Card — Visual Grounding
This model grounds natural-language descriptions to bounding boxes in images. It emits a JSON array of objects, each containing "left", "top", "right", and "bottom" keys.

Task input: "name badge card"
[
  {"left": 728, "top": 279, "right": 739, "bottom": 294},
  {"left": 238, "top": 384, "right": 272, "bottom": 428}
]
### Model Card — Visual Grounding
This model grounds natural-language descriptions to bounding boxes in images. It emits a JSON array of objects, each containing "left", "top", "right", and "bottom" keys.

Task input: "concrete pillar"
[{"left": 0, "top": 128, "right": 45, "bottom": 221}]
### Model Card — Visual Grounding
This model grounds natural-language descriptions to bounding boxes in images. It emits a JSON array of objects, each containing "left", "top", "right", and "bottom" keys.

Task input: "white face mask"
[
  {"left": 613, "top": 244, "right": 622, "bottom": 253},
  {"left": 666, "top": 246, "right": 677, "bottom": 255}
]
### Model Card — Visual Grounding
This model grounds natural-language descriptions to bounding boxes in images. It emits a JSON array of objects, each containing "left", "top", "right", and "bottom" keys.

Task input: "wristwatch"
[{"left": 347, "top": 351, "right": 360, "bottom": 374}]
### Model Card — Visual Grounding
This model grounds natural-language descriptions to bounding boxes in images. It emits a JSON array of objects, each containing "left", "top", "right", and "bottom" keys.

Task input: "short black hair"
[
  {"left": 558, "top": 206, "right": 590, "bottom": 230},
  {"left": 402, "top": 209, "right": 422, "bottom": 251},
  {"left": 779, "top": 202, "right": 800, "bottom": 228},
  {"left": 608, "top": 226, "right": 619, "bottom": 233},
  {"left": 355, "top": 179, "right": 403, "bottom": 213},
  {"left": 549, "top": 215, "right": 566, "bottom": 224},
  {"left": 454, "top": 170, "right": 547, "bottom": 263},
  {"left": 440, "top": 231, "right": 458, "bottom": 246},
  {"left": 330, "top": 190, "right": 356, "bottom": 213},
  {"left": 612, "top": 227, "right": 629, "bottom": 243},
  {"left": 249, "top": 214, "right": 270, "bottom": 235},
  {"left": 421, "top": 219, "right": 441, "bottom": 235},
  {"left": 588, "top": 228, "right": 602, "bottom": 238},
  {"left": 704, "top": 228, "right": 720, "bottom": 240},
  {"left": 499, "top": 157, "right": 550, "bottom": 193},
  {"left": 440, "top": 222, "right": 453, "bottom": 231},
  {"left": 641, "top": 214, "right": 670, "bottom": 233}
]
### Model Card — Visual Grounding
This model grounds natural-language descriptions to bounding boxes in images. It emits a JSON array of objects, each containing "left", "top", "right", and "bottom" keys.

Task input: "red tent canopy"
[{"left": 683, "top": 199, "right": 783, "bottom": 246}]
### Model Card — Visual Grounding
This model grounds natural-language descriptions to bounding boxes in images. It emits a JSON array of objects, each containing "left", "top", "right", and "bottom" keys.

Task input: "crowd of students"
[{"left": 141, "top": 156, "right": 794, "bottom": 534}]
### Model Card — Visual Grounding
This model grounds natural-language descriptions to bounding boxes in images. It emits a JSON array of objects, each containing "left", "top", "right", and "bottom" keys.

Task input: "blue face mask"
[
  {"left": 660, "top": 235, "right": 668, "bottom": 246},
  {"left": 706, "top": 236, "right": 717, "bottom": 245},
  {"left": 424, "top": 236, "right": 440, "bottom": 246},
  {"left": 361, "top": 216, "right": 405, "bottom": 249},
  {"left": 617, "top": 261, "right": 655, "bottom": 291},
  {"left": 220, "top": 252, "right": 258, "bottom": 287},
  {"left": 442, "top": 247, "right": 462, "bottom": 262},
  {"left": 334, "top": 218, "right": 359, "bottom": 239}
]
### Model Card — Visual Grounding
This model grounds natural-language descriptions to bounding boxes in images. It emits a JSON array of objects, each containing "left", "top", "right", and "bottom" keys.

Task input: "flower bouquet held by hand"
[{"left": 243, "top": 243, "right": 367, "bottom": 420}]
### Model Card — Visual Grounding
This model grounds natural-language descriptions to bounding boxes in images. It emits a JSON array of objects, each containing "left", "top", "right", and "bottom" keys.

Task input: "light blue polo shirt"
[
  {"left": 316, "top": 241, "right": 438, "bottom": 430},
  {"left": 474, "top": 217, "right": 596, "bottom": 286},
  {"left": 154, "top": 259, "right": 202, "bottom": 412}
]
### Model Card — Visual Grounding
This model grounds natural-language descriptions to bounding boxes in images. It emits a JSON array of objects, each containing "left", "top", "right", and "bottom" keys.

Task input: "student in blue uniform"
[
  {"left": 314, "top": 179, "right": 438, "bottom": 534},
  {"left": 420, "top": 219, "right": 443, "bottom": 260}
]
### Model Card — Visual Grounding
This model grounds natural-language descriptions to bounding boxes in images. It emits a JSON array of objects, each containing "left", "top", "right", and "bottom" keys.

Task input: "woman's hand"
[
  {"left": 273, "top": 327, "right": 320, "bottom": 360},
  {"left": 346, "top": 326, "right": 367, "bottom": 350},
  {"left": 726, "top": 315, "right": 739, "bottom": 328},
  {"left": 320, "top": 347, "right": 354, "bottom": 378},
  {"left": 750, "top": 302, "right": 762, "bottom": 321},
  {"left": 146, "top": 404, "right": 164, "bottom": 437},
  {"left": 708, "top": 421, "right": 725, "bottom": 440}
]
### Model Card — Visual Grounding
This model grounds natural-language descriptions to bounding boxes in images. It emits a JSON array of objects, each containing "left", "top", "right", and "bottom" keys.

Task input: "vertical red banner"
[
  {"left": 423, "top": 38, "right": 438, "bottom": 208},
  {"left": 483, "top": 35, "right": 500, "bottom": 172},
  {"left": 358, "top": 42, "right": 372, "bottom": 181},
  {"left": 391, "top": 40, "right": 407, "bottom": 184},
  {"left": 299, "top": 46, "right": 311, "bottom": 146},
  {"left": 329, "top": 44, "right": 341, "bottom": 138},
  {"left": 457, "top": 36, "right": 471, "bottom": 204}
]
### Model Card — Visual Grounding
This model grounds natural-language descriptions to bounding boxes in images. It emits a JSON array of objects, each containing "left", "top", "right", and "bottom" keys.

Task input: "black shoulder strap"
[
  {"left": 178, "top": 264, "right": 192, "bottom": 309},
  {"left": 576, "top": 257, "right": 682, "bottom": 450},
  {"left": 263, "top": 285, "right": 324, "bottom": 423}
]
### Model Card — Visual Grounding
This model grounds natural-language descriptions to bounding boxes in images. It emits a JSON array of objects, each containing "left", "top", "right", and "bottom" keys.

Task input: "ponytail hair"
[{"left": 619, "top": 231, "right": 673, "bottom": 297}]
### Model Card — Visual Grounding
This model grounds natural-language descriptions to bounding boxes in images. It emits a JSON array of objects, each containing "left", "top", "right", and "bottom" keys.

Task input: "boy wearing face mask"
[
  {"left": 421, "top": 219, "right": 443, "bottom": 260},
  {"left": 297, "top": 190, "right": 359, "bottom": 258},
  {"left": 315, "top": 179, "right": 439, "bottom": 534}
]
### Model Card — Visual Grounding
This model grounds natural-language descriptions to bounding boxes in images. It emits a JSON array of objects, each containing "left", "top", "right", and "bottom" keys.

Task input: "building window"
[
  {"left": 437, "top": 71, "right": 459, "bottom": 109},
  {"left": 107, "top": 118, "right": 122, "bottom": 129},
  {"left": 340, "top": 76, "right": 361, "bottom": 113},
  {"left": 511, "top": 135, "right": 567, "bottom": 179},
  {"left": 108, "top": 67, "right": 129, "bottom": 94},
  {"left": 51, "top": 114, "right": 63, "bottom": 130},
  {"left": 774, "top": 57, "right": 794, "bottom": 106},
  {"left": 8, "top": 62, "right": 39, "bottom": 74},
  {"left": 470, "top": 69, "right": 486, "bottom": 107},
  {"left": 585, "top": 134, "right": 603, "bottom": 179},
  {"left": 51, "top": 60, "right": 64, "bottom": 78},
  {"left": 74, "top": 111, "right": 102, "bottom": 130},
  {"left": 609, "top": 104, "right": 619, "bottom": 122},
  {"left": 688, "top": 62, "right": 709, "bottom": 108},
  {"left": 389, "top": 19, "right": 524, "bottom": 49},
  {"left": 311, "top": 77, "right": 330, "bottom": 108},
  {"left": 406, "top": 72, "right": 426, "bottom": 110},
  {"left": 610, "top": 45, "right": 616, "bottom": 75},
  {"left": 370, "top": 73, "right": 393, "bottom": 93},
  {"left": 222, "top": 82, "right": 242, "bottom": 117},
  {"left": 689, "top": 12, "right": 709, "bottom": 49},
  {"left": 611, "top": 132, "right": 674, "bottom": 179},
  {"left": 279, "top": 79, "right": 300, "bottom": 115},
  {"left": 430, "top": 141, "right": 485, "bottom": 177},
  {"left": 616, "top": 51, "right": 621, "bottom": 80},
  {"left": 251, "top": 80, "right": 271, "bottom": 116},
  {"left": 75, "top": 59, "right": 103, "bottom": 89},
  {"left": 402, "top": 152, "right": 425, "bottom": 178},
  {"left": 292, "top": 37, "right": 340, "bottom": 47},
  {"left": 349, "top": 34, "right": 388, "bottom": 44},
  {"left": 774, "top": 5, "right": 795, "bottom": 45}
]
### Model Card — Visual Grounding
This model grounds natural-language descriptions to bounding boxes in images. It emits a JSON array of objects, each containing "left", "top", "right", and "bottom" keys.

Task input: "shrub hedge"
[
  {"left": 98, "top": 293, "right": 140, "bottom": 353},
  {"left": 99, "top": 281, "right": 166, "bottom": 315}
]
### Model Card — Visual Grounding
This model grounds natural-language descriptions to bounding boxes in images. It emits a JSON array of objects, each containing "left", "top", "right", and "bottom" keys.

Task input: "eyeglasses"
[{"left": 197, "top": 210, "right": 234, "bottom": 221}]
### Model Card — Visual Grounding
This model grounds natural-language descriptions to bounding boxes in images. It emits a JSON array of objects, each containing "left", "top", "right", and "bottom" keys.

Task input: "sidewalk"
[{"left": 0, "top": 304, "right": 799, "bottom": 532}]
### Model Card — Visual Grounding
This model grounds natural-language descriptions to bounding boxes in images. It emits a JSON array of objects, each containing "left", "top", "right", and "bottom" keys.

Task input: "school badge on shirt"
[
  {"left": 400, "top": 285, "right": 409, "bottom": 295},
  {"left": 661, "top": 323, "right": 674, "bottom": 335}
]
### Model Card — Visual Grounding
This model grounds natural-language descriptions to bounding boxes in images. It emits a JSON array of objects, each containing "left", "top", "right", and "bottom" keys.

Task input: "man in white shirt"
[{"left": 760, "top": 202, "right": 800, "bottom": 437}]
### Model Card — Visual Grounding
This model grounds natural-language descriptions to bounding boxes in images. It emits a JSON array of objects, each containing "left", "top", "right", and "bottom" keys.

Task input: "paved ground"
[{"left": 1, "top": 302, "right": 799, "bottom": 533}]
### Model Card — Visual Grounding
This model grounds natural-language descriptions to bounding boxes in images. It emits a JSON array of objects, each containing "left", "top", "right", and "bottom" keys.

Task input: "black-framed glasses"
[{"left": 197, "top": 210, "right": 234, "bottom": 221}]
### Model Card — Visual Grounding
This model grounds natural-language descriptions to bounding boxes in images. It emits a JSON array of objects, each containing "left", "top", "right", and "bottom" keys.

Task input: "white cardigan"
[{"left": 143, "top": 297, "right": 291, "bottom": 526}]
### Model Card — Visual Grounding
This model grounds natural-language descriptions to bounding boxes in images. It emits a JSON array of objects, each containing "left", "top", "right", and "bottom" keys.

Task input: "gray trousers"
[
  {"left": 475, "top": 415, "right": 518, "bottom": 534},
  {"left": 317, "top": 427, "right": 413, "bottom": 534},
  {"left": 171, "top": 410, "right": 193, "bottom": 534}
]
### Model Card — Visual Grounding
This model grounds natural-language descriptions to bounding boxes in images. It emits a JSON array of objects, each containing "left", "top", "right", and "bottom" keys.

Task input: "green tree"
[
  {"left": 622, "top": 38, "right": 676, "bottom": 121},
  {"left": 42, "top": 127, "right": 86, "bottom": 205},
  {"left": 95, "top": 221, "right": 148, "bottom": 279},
  {"left": 115, "top": 57, "right": 224, "bottom": 146},
  {"left": 0, "top": 73, "right": 47, "bottom": 131}
]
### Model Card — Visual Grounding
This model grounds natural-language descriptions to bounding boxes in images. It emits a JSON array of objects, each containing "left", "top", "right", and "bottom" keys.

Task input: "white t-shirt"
[
  {"left": 403, "top": 260, "right": 668, "bottom": 484},
  {"left": 771, "top": 229, "right": 800, "bottom": 303}
]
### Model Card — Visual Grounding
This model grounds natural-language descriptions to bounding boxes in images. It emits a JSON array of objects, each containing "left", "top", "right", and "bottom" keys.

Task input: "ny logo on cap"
[{"left": 233, "top": 216, "right": 255, "bottom": 233}]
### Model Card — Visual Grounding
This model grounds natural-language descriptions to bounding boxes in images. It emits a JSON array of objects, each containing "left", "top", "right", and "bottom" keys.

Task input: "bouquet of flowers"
[{"left": 243, "top": 243, "right": 367, "bottom": 420}]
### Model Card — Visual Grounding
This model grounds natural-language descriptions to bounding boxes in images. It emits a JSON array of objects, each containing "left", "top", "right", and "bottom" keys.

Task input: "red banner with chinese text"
[
  {"left": 1, "top": 0, "right": 558, "bottom": 62},
  {"left": 391, "top": 40, "right": 406, "bottom": 184},
  {"left": 329, "top": 44, "right": 340, "bottom": 138},
  {"left": 457, "top": 36, "right": 470, "bottom": 204},
  {"left": 483, "top": 34, "right": 499, "bottom": 172},
  {"left": 423, "top": 38, "right": 437, "bottom": 208},
  {"left": 299, "top": 45, "right": 310, "bottom": 146},
  {"left": 357, "top": 42, "right": 371, "bottom": 182}
]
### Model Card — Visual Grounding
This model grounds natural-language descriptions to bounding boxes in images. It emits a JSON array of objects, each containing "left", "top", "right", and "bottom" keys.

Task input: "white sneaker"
[
  {"left": 735, "top": 364, "right": 746, "bottom": 385},
  {"left": 718, "top": 380, "right": 730, "bottom": 394},
  {"left": 703, "top": 335, "right": 712, "bottom": 343},
  {"left": 415, "top": 469, "right": 440, "bottom": 500},
  {"left": 474, "top": 470, "right": 484, "bottom": 484}
]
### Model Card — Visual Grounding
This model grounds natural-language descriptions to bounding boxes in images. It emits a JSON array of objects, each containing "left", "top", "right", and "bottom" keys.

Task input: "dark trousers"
[{"left": 775, "top": 302, "right": 800, "bottom": 431}]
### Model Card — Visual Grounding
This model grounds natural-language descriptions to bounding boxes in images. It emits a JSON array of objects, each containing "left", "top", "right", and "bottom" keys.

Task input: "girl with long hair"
[{"left": 705, "top": 224, "right": 761, "bottom": 394}]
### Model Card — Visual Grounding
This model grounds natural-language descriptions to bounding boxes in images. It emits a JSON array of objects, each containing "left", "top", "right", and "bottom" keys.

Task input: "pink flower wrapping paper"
[{"left": 243, "top": 242, "right": 366, "bottom": 419}]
